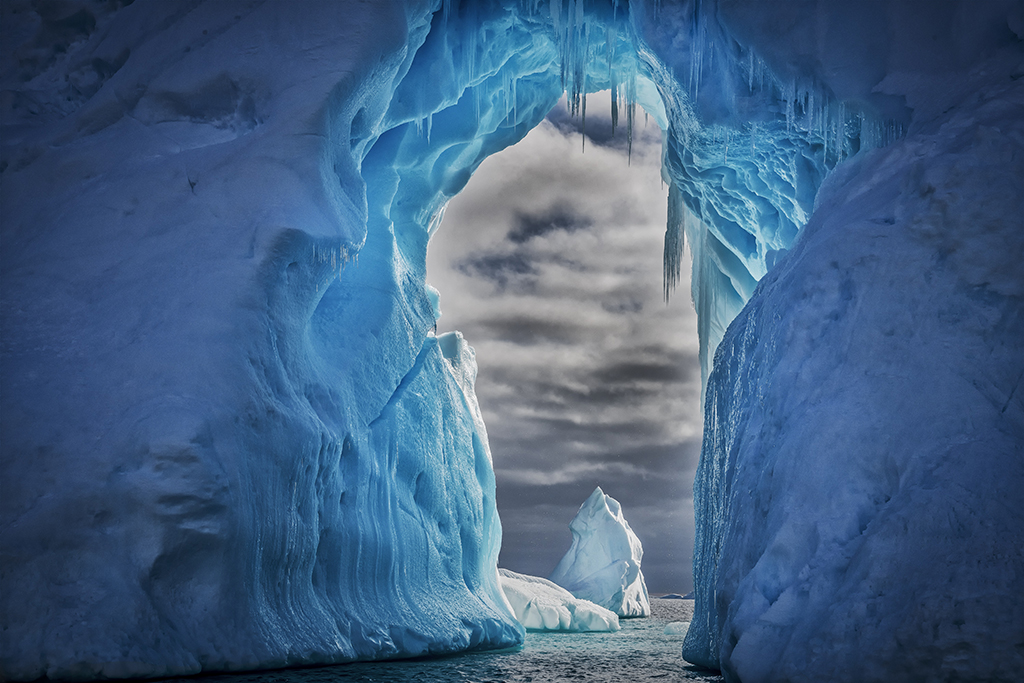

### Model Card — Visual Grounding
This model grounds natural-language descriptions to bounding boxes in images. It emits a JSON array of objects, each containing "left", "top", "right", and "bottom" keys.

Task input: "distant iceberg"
[
  {"left": 2, "top": 0, "right": 1021, "bottom": 679},
  {"left": 664, "top": 622, "right": 691, "bottom": 636},
  {"left": 498, "top": 569, "right": 619, "bottom": 632},
  {"left": 549, "top": 487, "right": 650, "bottom": 618}
]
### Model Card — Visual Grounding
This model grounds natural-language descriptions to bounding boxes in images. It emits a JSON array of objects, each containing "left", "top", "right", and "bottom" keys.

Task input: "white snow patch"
[{"left": 498, "top": 569, "right": 620, "bottom": 632}]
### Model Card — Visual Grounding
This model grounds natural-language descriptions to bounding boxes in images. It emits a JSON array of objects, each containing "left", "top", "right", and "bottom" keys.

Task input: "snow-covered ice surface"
[
  {"left": 656, "top": 3, "right": 1024, "bottom": 680},
  {"left": 702, "top": 85, "right": 1024, "bottom": 682},
  {"left": 498, "top": 568, "right": 620, "bottom": 632},
  {"left": 549, "top": 487, "right": 651, "bottom": 618},
  {"left": 1, "top": 1, "right": 662, "bottom": 678},
  {"left": 3, "top": 0, "right": 1023, "bottom": 680}
]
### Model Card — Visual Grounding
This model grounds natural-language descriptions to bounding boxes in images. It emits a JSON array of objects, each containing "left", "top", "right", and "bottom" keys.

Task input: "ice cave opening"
[
  {"left": 2, "top": 1, "right": 1022, "bottom": 681},
  {"left": 423, "top": 86, "right": 702, "bottom": 600},
  {"left": 348, "top": 2, "right": 899, "bottom": 669}
]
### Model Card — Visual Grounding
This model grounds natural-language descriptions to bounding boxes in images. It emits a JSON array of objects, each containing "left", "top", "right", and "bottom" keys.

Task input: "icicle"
[
  {"left": 807, "top": 88, "right": 815, "bottom": 137},
  {"left": 511, "top": 76, "right": 518, "bottom": 127},
  {"left": 822, "top": 103, "right": 829, "bottom": 164},
  {"left": 552, "top": 0, "right": 565, "bottom": 92},
  {"left": 581, "top": 90, "right": 587, "bottom": 152},
  {"left": 664, "top": 183, "right": 686, "bottom": 302},
  {"left": 785, "top": 80, "right": 795, "bottom": 133},
  {"left": 465, "top": 23, "right": 476, "bottom": 82},
  {"left": 606, "top": 26, "right": 616, "bottom": 83},
  {"left": 837, "top": 102, "right": 846, "bottom": 161},
  {"left": 690, "top": 5, "right": 707, "bottom": 102},
  {"left": 607, "top": 24, "right": 618, "bottom": 135},
  {"left": 626, "top": 64, "right": 636, "bottom": 163},
  {"left": 611, "top": 80, "right": 619, "bottom": 135}
]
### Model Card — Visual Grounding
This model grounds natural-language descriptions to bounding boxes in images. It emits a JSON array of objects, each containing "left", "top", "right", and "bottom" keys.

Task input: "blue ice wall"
[
  {"left": 629, "top": 1, "right": 1024, "bottom": 676},
  {"left": 0, "top": 1, "right": 543, "bottom": 677},
  {"left": 0, "top": 0, "right": 669, "bottom": 678},
  {"left": 4, "top": 0, "right": 1019, "bottom": 680}
]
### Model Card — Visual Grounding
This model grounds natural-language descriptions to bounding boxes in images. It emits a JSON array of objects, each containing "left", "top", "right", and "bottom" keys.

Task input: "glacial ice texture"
[
  {"left": 656, "top": 1, "right": 1024, "bottom": 679},
  {"left": 549, "top": 487, "right": 651, "bottom": 618},
  {"left": 0, "top": 1, "right": 545, "bottom": 678},
  {"left": 0, "top": 0, "right": 667, "bottom": 678},
  {"left": 499, "top": 569, "right": 620, "bottom": 632},
  {"left": 3, "top": 0, "right": 1022, "bottom": 679}
]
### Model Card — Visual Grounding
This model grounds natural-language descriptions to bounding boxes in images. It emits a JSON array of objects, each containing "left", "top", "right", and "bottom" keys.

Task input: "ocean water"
[{"left": 160, "top": 600, "right": 723, "bottom": 683}]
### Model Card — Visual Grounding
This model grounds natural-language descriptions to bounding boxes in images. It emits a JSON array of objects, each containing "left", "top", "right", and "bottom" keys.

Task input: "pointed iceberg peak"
[
  {"left": 579, "top": 486, "right": 622, "bottom": 525},
  {"left": 549, "top": 488, "right": 650, "bottom": 618}
]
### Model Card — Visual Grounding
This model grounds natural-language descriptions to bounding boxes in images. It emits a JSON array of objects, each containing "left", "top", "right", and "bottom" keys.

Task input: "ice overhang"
[{"left": 340, "top": 0, "right": 904, "bottom": 395}]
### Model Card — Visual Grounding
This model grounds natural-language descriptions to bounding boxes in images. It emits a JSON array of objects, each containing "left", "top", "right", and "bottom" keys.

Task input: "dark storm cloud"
[
  {"left": 472, "top": 315, "right": 592, "bottom": 346},
  {"left": 487, "top": 429, "right": 699, "bottom": 493},
  {"left": 545, "top": 94, "right": 631, "bottom": 150},
  {"left": 601, "top": 297, "right": 644, "bottom": 314},
  {"left": 454, "top": 203, "right": 595, "bottom": 292},
  {"left": 495, "top": 447, "right": 697, "bottom": 510},
  {"left": 494, "top": 415, "right": 669, "bottom": 446},
  {"left": 508, "top": 203, "right": 592, "bottom": 243},
  {"left": 478, "top": 347, "right": 699, "bottom": 411},
  {"left": 456, "top": 252, "right": 536, "bottom": 290},
  {"left": 543, "top": 92, "right": 664, "bottom": 155},
  {"left": 593, "top": 356, "right": 693, "bottom": 384}
]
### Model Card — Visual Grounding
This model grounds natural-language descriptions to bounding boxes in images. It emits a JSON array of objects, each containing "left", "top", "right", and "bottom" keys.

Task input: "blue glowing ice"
[{"left": 2, "top": 1, "right": 1021, "bottom": 680}]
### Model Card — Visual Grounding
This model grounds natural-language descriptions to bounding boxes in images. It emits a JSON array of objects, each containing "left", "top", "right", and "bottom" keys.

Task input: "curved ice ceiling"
[
  {"left": 358, "top": 0, "right": 903, "bottom": 398},
  {"left": 4, "top": 0, "right": 1019, "bottom": 680}
]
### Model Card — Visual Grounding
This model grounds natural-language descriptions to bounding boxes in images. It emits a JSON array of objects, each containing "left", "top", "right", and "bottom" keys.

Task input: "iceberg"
[
  {"left": 549, "top": 487, "right": 651, "bottom": 618},
  {"left": 664, "top": 622, "right": 691, "bottom": 637},
  {"left": 498, "top": 569, "right": 620, "bottom": 632},
  {"left": 1, "top": 0, "right": 1021, "bottom": 680}
]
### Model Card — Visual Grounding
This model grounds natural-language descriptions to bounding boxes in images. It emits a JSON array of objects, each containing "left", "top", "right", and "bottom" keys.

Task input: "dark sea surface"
[{"left": 160, "top": 599, "right": 723, "bottom": 683}]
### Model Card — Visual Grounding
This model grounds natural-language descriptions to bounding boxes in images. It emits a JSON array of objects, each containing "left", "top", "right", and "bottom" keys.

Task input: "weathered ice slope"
[
  {"left": 645, "top": 1, "right": 1024, "bottom": 679},
  {"left": 709, "top": 71, "right": 1024, "bottom": 683},
  {"left": 499, "top": 569, "right": 620, "bottom": 632},
  {"left": 549, "top": 487, "right": 650, "bottom": 618},
  {"left": 2, "top": 0, "right": 1022, "bottom": 680},
  {"left": 0, "top": 0, "right": 662, "bottom": 678},
  {"left": 1, "top": 1, "right": 527, "bottom": 678}
]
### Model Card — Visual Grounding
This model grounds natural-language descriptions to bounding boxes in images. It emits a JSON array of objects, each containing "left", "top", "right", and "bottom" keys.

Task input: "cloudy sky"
[{"left": 427, "top": 91, "right": 703, "bottom": 594}]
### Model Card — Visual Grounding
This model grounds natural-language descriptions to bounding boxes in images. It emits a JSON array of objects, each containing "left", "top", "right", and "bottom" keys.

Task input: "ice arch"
[{"left": 2, "top": 0, "right": 1022, "bottom": 681}]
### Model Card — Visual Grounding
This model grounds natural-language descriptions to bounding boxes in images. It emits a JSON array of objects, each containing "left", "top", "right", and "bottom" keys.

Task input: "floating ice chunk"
[
  {"left": 498, "top": 569, "right": 619, "bottom": 632},
  {"left": 664, "top": 622, "right": 691, "bottom": 636},
  {"left": 549, "top": 487, "right": 650, "bottom": 618}
]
